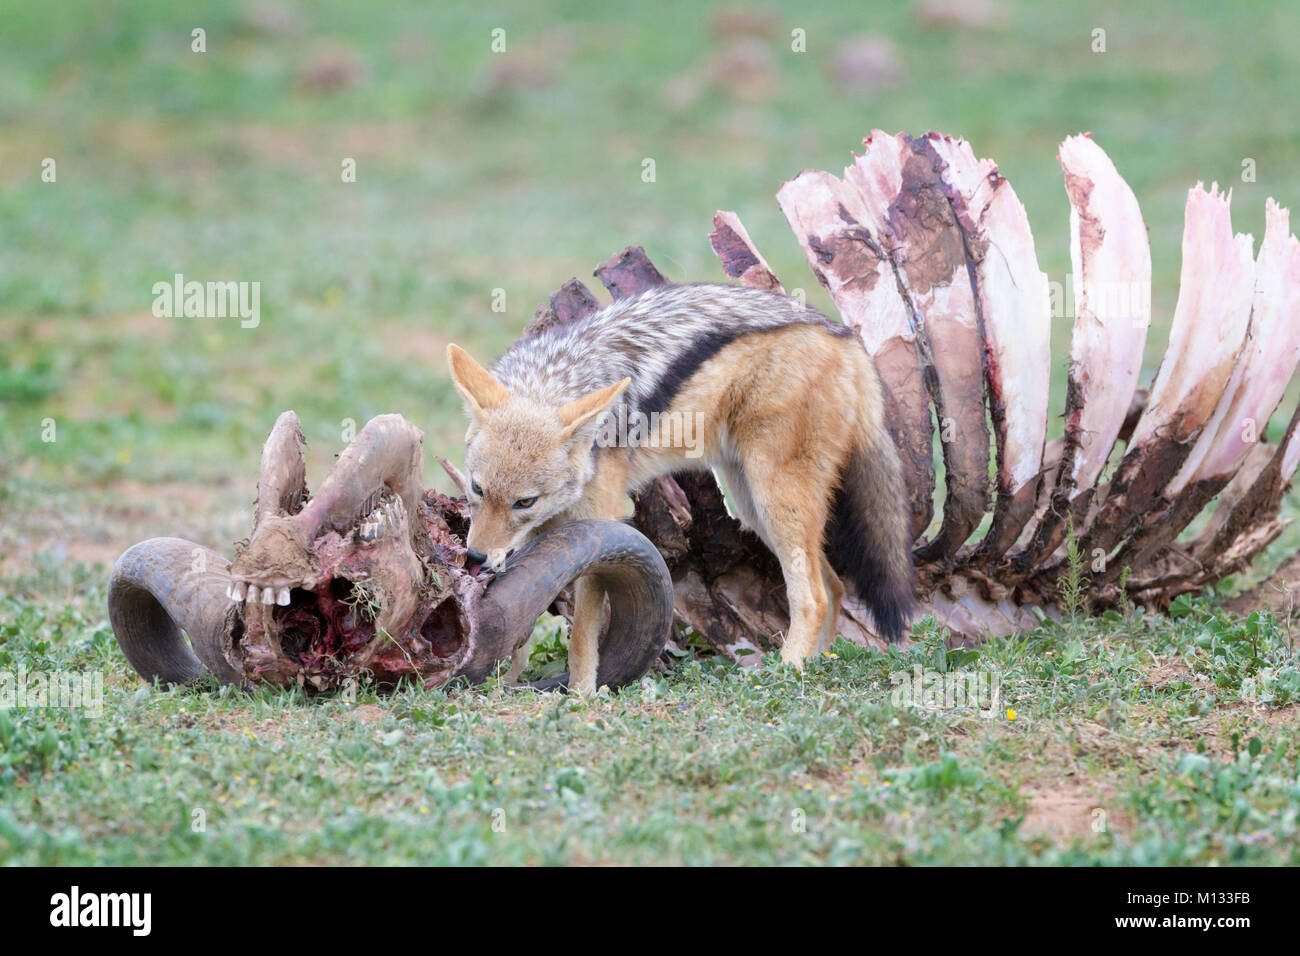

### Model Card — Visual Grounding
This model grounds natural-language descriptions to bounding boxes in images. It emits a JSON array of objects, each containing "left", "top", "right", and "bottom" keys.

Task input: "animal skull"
[{"left": 110, "top": 413, "right": 673, "bottom": 692}]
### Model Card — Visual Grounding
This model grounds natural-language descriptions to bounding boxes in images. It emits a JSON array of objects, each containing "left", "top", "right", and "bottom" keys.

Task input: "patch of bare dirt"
[
  {"left": 1143, "top": 656, "right": 1196, "bottom": 688},
  {"left": 297, "top": 42, "right": 368, "bottom": 95},
  {"left": 217, "top": 120, "right": 423, "bottom": 170},
  {"left": 1133, "top": 699, "right": 1300, "bottom": 759},
  {"left": 1192, "top": 701, "right": 1300, "bottom": 754},
  {"left": 914, "top": 0, "right": 1007, "bottom": 29},
  {"left": 348, "top": 704, "right": 386, "bottom": 724},
  {"left": 0, "top": 311, "right": 174, "bottom": 346},
  {"left": 197, "top": 711, "right": 291, "bottom": 744},
  {"left": 1019, "top": 775, "right": 1129, "bottom": 840},
  {"left": 219, "top": 122, "right": 317, "bottom": 166},
  {"left": 94, "top": 118, "right": 199, "bottom": 169},
  {"left": 0, "top": 474, "right": 247, "bottom": 580}
]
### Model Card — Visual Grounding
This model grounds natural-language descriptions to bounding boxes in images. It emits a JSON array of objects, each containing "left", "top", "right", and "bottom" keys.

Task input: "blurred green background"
[
  {"left": 3, "top": 0, "right": 1300, "bottom": 573},
  {"left": 6, "top": 0, "right": 1300, "bottom": 869}
]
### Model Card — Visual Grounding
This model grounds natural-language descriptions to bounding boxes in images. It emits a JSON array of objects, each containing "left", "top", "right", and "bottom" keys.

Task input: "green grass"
[
  {"left": 6, "top": 0, "right": 1300, "bottom": 481},
  {"left": 2, "top": 584, "right": 1298, "bottom": 865},
  {"left": 3, "top": 0, "right": 1300, "bottom": 864}
]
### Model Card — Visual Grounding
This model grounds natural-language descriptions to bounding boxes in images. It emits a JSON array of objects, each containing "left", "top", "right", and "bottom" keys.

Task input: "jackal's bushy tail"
[{"left": 826, "top": 419, "right": 916, "bottom": 642}]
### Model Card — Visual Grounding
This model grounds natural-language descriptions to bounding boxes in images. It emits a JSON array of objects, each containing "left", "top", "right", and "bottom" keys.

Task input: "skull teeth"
[
  {"left": 231, "top": 582, "right": 295, "bottom": 606},
  {"left": 359, "top": 497, "right": 406, "bottom": 543}
]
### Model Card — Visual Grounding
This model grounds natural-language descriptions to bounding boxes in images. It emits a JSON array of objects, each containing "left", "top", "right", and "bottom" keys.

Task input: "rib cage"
[{"left": 541, "top": 130, "right": 1300, "bottom": 650}]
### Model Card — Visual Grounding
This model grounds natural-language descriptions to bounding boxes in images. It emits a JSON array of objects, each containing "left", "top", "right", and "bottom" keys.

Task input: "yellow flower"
[{"left": 1006, "top": 708, "right": 1017, "bottom": 720}]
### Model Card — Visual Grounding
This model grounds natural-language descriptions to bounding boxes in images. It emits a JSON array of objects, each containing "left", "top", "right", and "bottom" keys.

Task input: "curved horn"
[
  {"left": 465, "top": 519, "right": 674, "bottom": 691},
  {"left": 254, "top": 410, "right": 309, "bottom": 529},
  {"left": 109, "top": 538, "right": 244, "bottom": 686}
]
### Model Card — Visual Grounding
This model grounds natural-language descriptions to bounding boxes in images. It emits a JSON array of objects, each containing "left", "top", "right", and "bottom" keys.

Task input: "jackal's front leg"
[
  {"left": 568, "top": 575, "right": 606, "bottom": 695},
  {"left": 560, "top": 448, "right": 628, "bottom": 694},
  {"left": 503, "top": 640, "right": 532, "bottom": 683}
]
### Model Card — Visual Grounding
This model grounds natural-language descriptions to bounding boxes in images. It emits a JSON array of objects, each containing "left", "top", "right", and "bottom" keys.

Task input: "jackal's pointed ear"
[
  {"left": 558, "top": 378, "right": 630, "bottom": 442},
  {"left": 447, "top": 344, "right": 510, "bottom": 417}
]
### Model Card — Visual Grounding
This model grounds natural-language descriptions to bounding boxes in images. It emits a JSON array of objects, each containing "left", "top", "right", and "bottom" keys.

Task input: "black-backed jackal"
[{"left": 448, "top": 283, "right": 914, "bottom": 693}]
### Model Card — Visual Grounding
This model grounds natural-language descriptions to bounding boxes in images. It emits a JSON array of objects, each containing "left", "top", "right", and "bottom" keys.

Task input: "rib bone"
[
  {"left": 1018, "top": 134, "right": 1152, "bottom": 569},
  {"left": 853, "top": 131, "right": 991, "bottom": 563},
  {"left": 925, "top": 134, "right": 1051, "bottom": 563},
  {"left": 1083, "top": 182, "right": 1255, "bottom": 570}
]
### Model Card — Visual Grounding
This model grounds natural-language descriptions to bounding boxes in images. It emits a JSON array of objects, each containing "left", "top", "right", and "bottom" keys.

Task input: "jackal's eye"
[
  {"left": 513, "top": 496, "right": 537, "bottom": 510},
  {"left": 470, "top": 479, "right": 483, "bottom": 497}
]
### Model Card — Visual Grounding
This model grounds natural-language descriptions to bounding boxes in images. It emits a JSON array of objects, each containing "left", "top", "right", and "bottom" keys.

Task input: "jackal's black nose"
[{"left": 466, "top": 548, "right": 487, "bottom": 564}]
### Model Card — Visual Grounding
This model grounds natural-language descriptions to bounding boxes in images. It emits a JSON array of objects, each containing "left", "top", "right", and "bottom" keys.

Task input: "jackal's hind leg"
[
  {"left": 738, "top": 460, "right": 833, "bottom": 667},
  {"left": 816, "top": 554, "right": 844, "bottom": 655},
  {"left": 775, "top": 541, "right": 829, "bottom": 666}
]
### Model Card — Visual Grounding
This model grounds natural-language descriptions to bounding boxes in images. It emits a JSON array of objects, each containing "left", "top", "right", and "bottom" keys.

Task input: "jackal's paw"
[
  {"left": 778, "top": 645, "right": 808, "bottom": 670},
  {"left": 229, "top": 515, "right": 317, "bottom": 607},
  {"left": 503, "top": 643, "right": 531, "bottom": 684},
  {"left": 566, "top": 674, "right": 599, "bottom": 697}
]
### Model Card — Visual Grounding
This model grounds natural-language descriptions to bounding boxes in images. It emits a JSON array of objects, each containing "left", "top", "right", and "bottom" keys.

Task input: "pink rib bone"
[
  {"left": 1128, "top": 184, "right": 1255, "bottom": 453},
  {"left": 1084, "top": 182, "right": 1255, "bottom": 563},
  {"left": 847, "top": 131, "right": 990, "bottom": 562},
  {"left": 776, "top": 166, "right": 911, "bottom": 353},
  {"left": 926, "top": 134, "right": 1051, "bottom": 559},
  {"left": 1174, "top": 198, "right": 1300, "bottom": 488},
  {"left": 1285, "top": 419, "right": 1300, "bottom": 479},
  {"left": 709, "top": 211, "right": 784, "bottom": 293},
  {"left": 1059, "top": 134, "right": 1153, "bottom": 497},
  {"left": 1014, "top": 135, "right": 1151, "bottom": 568}
]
